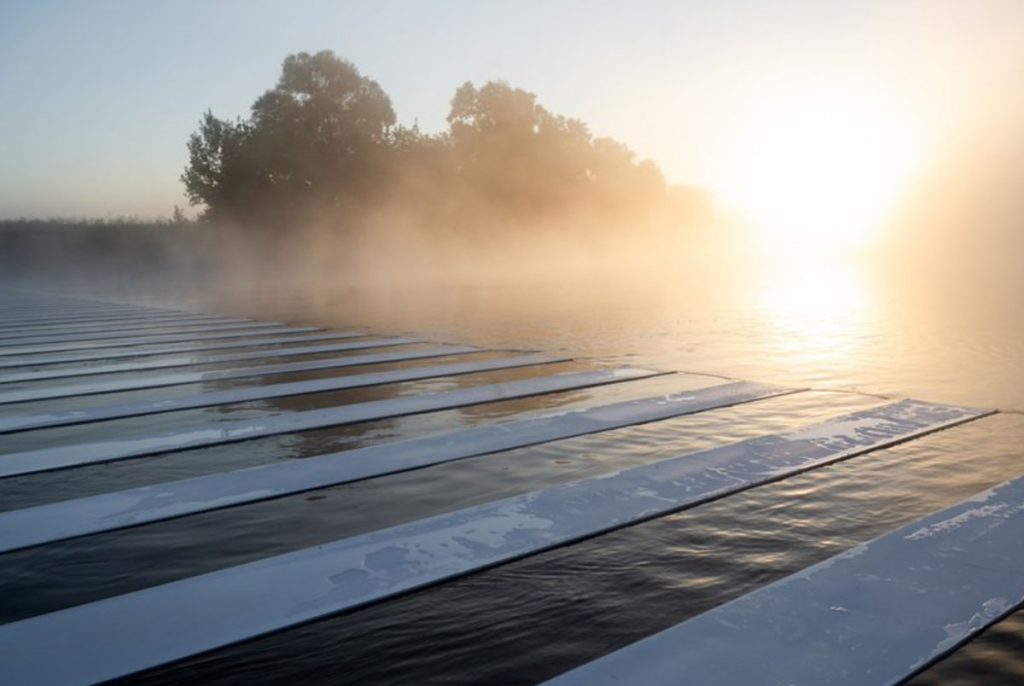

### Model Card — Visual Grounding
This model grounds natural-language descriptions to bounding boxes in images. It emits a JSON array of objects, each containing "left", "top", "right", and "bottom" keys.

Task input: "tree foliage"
[
  {"left": 182, "top": 50, "right": 696, "bottom": 236},
  {"left": 446, "top": 80, "right": 665, "bottom": 222},
  {"left": 183, "top": 51, "right": 395, "bottom": 226}
]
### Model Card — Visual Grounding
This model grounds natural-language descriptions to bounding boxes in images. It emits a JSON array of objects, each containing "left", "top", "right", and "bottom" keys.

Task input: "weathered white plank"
[
  {"left": 0, "top": 331, "right": 365, "bottom": 370},
  {"left": 0, "top": 345, "right": 479, "bottom": 404},
  {"left": 0, "top": 303, "right": 158, "bottom": 317},
  {"left": 0, "top": 367, "right": 660, "bottom": 477},
  {"left": 0, "top": 381, "right": 794, "bottom": 552},
  {"left": 0, "top": 309, "right": 204, "bottom": 328},
  {"left": 0, "top": 399, "right": 988, "bottom": 686},
  {"left": 0, "top": 337, "right": 416, "bottom": 384},
  {"left": 546, "top": 474, "right": 1024, "bottom": 686},
  {"left": 0, "top": 315, "right": 245, "bottom": 338},
  {"left": 0, "top": 354, "right": 566, "bottom": 433},
  {"left": 0, "top": 324, "right": 312, "bottom": 357},
  {"left": 0, "top": 320, "right": 278, "bottom": 345}
]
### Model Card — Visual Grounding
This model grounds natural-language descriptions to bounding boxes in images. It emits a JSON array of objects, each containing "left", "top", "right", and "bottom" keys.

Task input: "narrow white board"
[
  {"left": 546, "top": 475, "right": 1024, "bottom": 686},
  {"left": 0, "top": 315, "right": 247, "bottom": 339},
  {"left": 0, "top": 354, "right": 566, "bottom": 433},
  {"left": 0, "top": 312, "right": 242, "bottom": 333},
  {"left": 0, "top": 381, "right": 795, "bottom": 552},
  {"left": 0, "top": 310, "right": 208, "bottom": 328},
  {"left": 0, "top": 337, "right": 417, "bottom": 384},
  {"left": 0, "top": 324, "right": 309, "bottom": 357},
  {"left": 0, "top": 320, "right": 277, "bottom": 345},
  {"left": 0, "top": 303, "right": 160, "bottom": 318},
  {"left": 0, "top": 331, "right": 364, "bottom": 370},
  {"left": 0, "top": 345, "right": 479, "bottom": 404},
  {"left": 0, "top": 400, "right": 988, "bottom": 686},
  {"left": 0, "top": 367, "right": 661, "bottom": 477}
]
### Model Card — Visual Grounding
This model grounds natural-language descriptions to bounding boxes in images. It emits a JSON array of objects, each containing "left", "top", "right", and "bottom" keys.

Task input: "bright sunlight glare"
[{"left": 715, "top": 87, "right": 928, "bottom": 258}]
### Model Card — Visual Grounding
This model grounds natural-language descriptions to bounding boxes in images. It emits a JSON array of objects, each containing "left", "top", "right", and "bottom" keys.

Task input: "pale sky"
[{"left": 1, "top": 0, "right": 1022, "bottom": 219}]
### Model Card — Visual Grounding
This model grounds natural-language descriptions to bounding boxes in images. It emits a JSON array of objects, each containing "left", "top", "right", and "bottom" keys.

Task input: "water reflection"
[{"left": 752, "top": 259, "right": 874, "bottom": 388}]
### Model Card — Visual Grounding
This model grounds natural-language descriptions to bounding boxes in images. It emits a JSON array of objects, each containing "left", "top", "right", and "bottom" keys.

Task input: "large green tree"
[
  {"left": 182, "top": 50, "right": 395, "bottom": 226},
  {"left": 182, "top": 51, "right": 682, "bottom": 239}
]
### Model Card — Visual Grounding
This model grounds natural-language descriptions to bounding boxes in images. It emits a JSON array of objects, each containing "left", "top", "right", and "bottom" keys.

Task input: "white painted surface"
[
  {"left": 0, "top": 399, "right": 988, "bottom": 685},
  {"left": 0, "top": 316, "right": 247, "bottom": 338},
  {"left": 0, "top": 367, "right": 661, "bottom": 477},
  {"left": 0, "top": 337, "right": 418, "bottom": 384},
  {"left": 546, "top": 474, "right": 1024, "bottom": 686},
  {"left": 0, "top": 320, "right": 280, "bottom": 346},
  {"left": 0, "top": 381, "right": 791, "bottom": 552},
  {"left": 0, "top": 354, "right": 566, "bottom": 432},
  {"left": 0, "top": 345, "right": 478, "bottom": 404},
  {"left": 0, "top": 325, "right": 314, "bottom": 357},
  {"left": 0, "top": 331, "right": 365, "bottom": 370}
]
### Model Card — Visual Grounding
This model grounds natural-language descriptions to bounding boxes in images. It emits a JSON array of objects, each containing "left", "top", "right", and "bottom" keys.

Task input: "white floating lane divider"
[
  {"left": 0, "top": 315, "right": 249, "bottom": 339},
  {"left": 0, "top": 309, "right": 214, "bottom": 328},
  {"left": 546, "top": 474, "right": 1024, "bottom": 686},
  {"left": 0, "top": 331, "right": 365, "bottom": 370},
  {"left": 0, "top": 345, "right": 480, "bottom": 404},
  {"left": 0, "top": 324, "right": 317, "bottom": 357},
  {"left": 0, "top": 313, "right": 203, "bottom": 329},
  {"left": 0, "top": 354, "right": 567, "bottom": 433},
  {"left": 0, "top": 400, "right": 989, "bottom": 686},
  {"left": 0, "top": 381, "right": 794, "bottom": 552},
  {"left": 0, "top": 319, "right": 280, "bottom": 346},
  {"left": 0, "top": 303, "right": 161, "bottom": 319},
  {"left": 0, "top": 337, "right": 417, "bottom": 384},
  {"left": 0, "top": 367, "right": 661, "bottom": 478}
]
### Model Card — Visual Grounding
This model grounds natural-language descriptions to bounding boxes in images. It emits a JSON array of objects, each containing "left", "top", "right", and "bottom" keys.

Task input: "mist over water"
[{"left": 3, "top": 30, "right": 1024, "bottom": 686}]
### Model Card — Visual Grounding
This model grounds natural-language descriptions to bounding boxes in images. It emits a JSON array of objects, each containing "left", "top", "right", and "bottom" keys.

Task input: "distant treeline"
[
  {"left": 182, "top": 50, "right": 710, "bottom": 237},
  {"left": 0, "top": 218, "right": 211, "bottom": 286},
  {"left": 1, "top": 51, "right": 715, "bottom": 288}
]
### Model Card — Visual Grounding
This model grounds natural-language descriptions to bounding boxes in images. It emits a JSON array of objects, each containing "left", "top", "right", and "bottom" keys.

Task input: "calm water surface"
[{"left": 2, "top": 262, "right": 1023, "bottom": 684}]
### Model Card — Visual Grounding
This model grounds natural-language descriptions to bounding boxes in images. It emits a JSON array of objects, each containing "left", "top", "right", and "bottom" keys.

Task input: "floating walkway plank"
[
  {"left": 0, "top": 331, "right": 364, "bottom": 370},
  {"left": 0, "top": 317, "right": 239, "bottom": 337},
  {"left": 0, "top": 400, "right": 988, "bottom": 685},
  {"left": 0, "top": 381, "right": 794, "bottom": 553},
  {"left": 0, "top": 315, "right": 247, "bottom": 339},
  {"left": 0, "top": 304, "right": 158, "bottom": 319},
  {"left": 0, "top": 310, "right": 211, "bottom": 328},
  {"left": 546, "top": 475, "right": 1024, "bottom": 686},
  {"left": 0, "top": 324, "right": 308, "bottom": 357},
  {"left": 0, "top": 337, "right": 417, "bottom": 384},
  {"left": 0, "top": 320, "right": 278, "bottom": 346},
  {"left": 0, "top": 345, "right": 479, "bottom": 404},
  {"left": 0, "top": 367, "right": 660, "bottom": 477},
  {"left": 0, "top": 300, "right": 165, "bottom": 312},
  {"left": 0, "top": 354, "right": 566, "bottom": 433},
  {"left": 0, "top": 296, "right": 149, "bottom": 311}
]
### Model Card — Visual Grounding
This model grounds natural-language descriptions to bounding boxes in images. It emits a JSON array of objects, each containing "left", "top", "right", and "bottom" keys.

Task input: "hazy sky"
[{"left": 1, "top": 0, "right": 1022, "bottom": 219}]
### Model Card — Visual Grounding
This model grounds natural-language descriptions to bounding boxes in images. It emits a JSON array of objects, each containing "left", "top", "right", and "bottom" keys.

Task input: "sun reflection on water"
[{"left": 754, "top": 259, "right": 873, "bottom": 383}]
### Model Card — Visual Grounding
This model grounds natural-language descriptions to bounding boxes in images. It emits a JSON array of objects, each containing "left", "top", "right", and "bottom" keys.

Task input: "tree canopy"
[
  {"left": 182, "top": 50, "right": 699, "bottom": 237},
  {"left": 183, "top": 51, "right": 395, "bottom": 226}
]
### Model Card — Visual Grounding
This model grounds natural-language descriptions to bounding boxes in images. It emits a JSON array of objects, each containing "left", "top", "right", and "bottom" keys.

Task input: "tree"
[
  {"left": 445, "top": 80, "right": 665, "bottom": 224},
  {"left": 181, "top": 51, "right": 677, "bottom": 241},
  {"left": 181, "top": 112, "right": 253, "bottom": 223},
  {"left": 447, "top": 81, "right": 590, "bottom": 218},
  {"left": 182, "top": 51, "right": 396, "bottom": 227}
]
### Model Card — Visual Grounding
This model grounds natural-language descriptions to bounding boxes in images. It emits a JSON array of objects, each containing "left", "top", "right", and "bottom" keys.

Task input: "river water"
[{"left": 1, "top": 258, "right": 1022, "bottom": 684}]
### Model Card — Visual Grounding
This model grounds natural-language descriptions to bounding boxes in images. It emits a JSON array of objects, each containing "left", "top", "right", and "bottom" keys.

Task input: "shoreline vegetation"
[
  {"left": 0, "top": 50, "right": 719, "bottom": 290},
  {"left": 5, "top": 50, "right": 1014, "bottom": 299}
]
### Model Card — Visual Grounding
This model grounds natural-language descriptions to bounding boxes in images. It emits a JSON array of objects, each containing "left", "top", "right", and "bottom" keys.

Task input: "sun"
[{"left": 715, "top": 87, "right": 927, "bottom": 257}]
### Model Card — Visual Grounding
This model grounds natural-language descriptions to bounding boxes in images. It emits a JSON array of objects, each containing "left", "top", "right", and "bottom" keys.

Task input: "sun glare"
[{"left": 716, "top": 88, "right": 927, "bottom": 257}]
